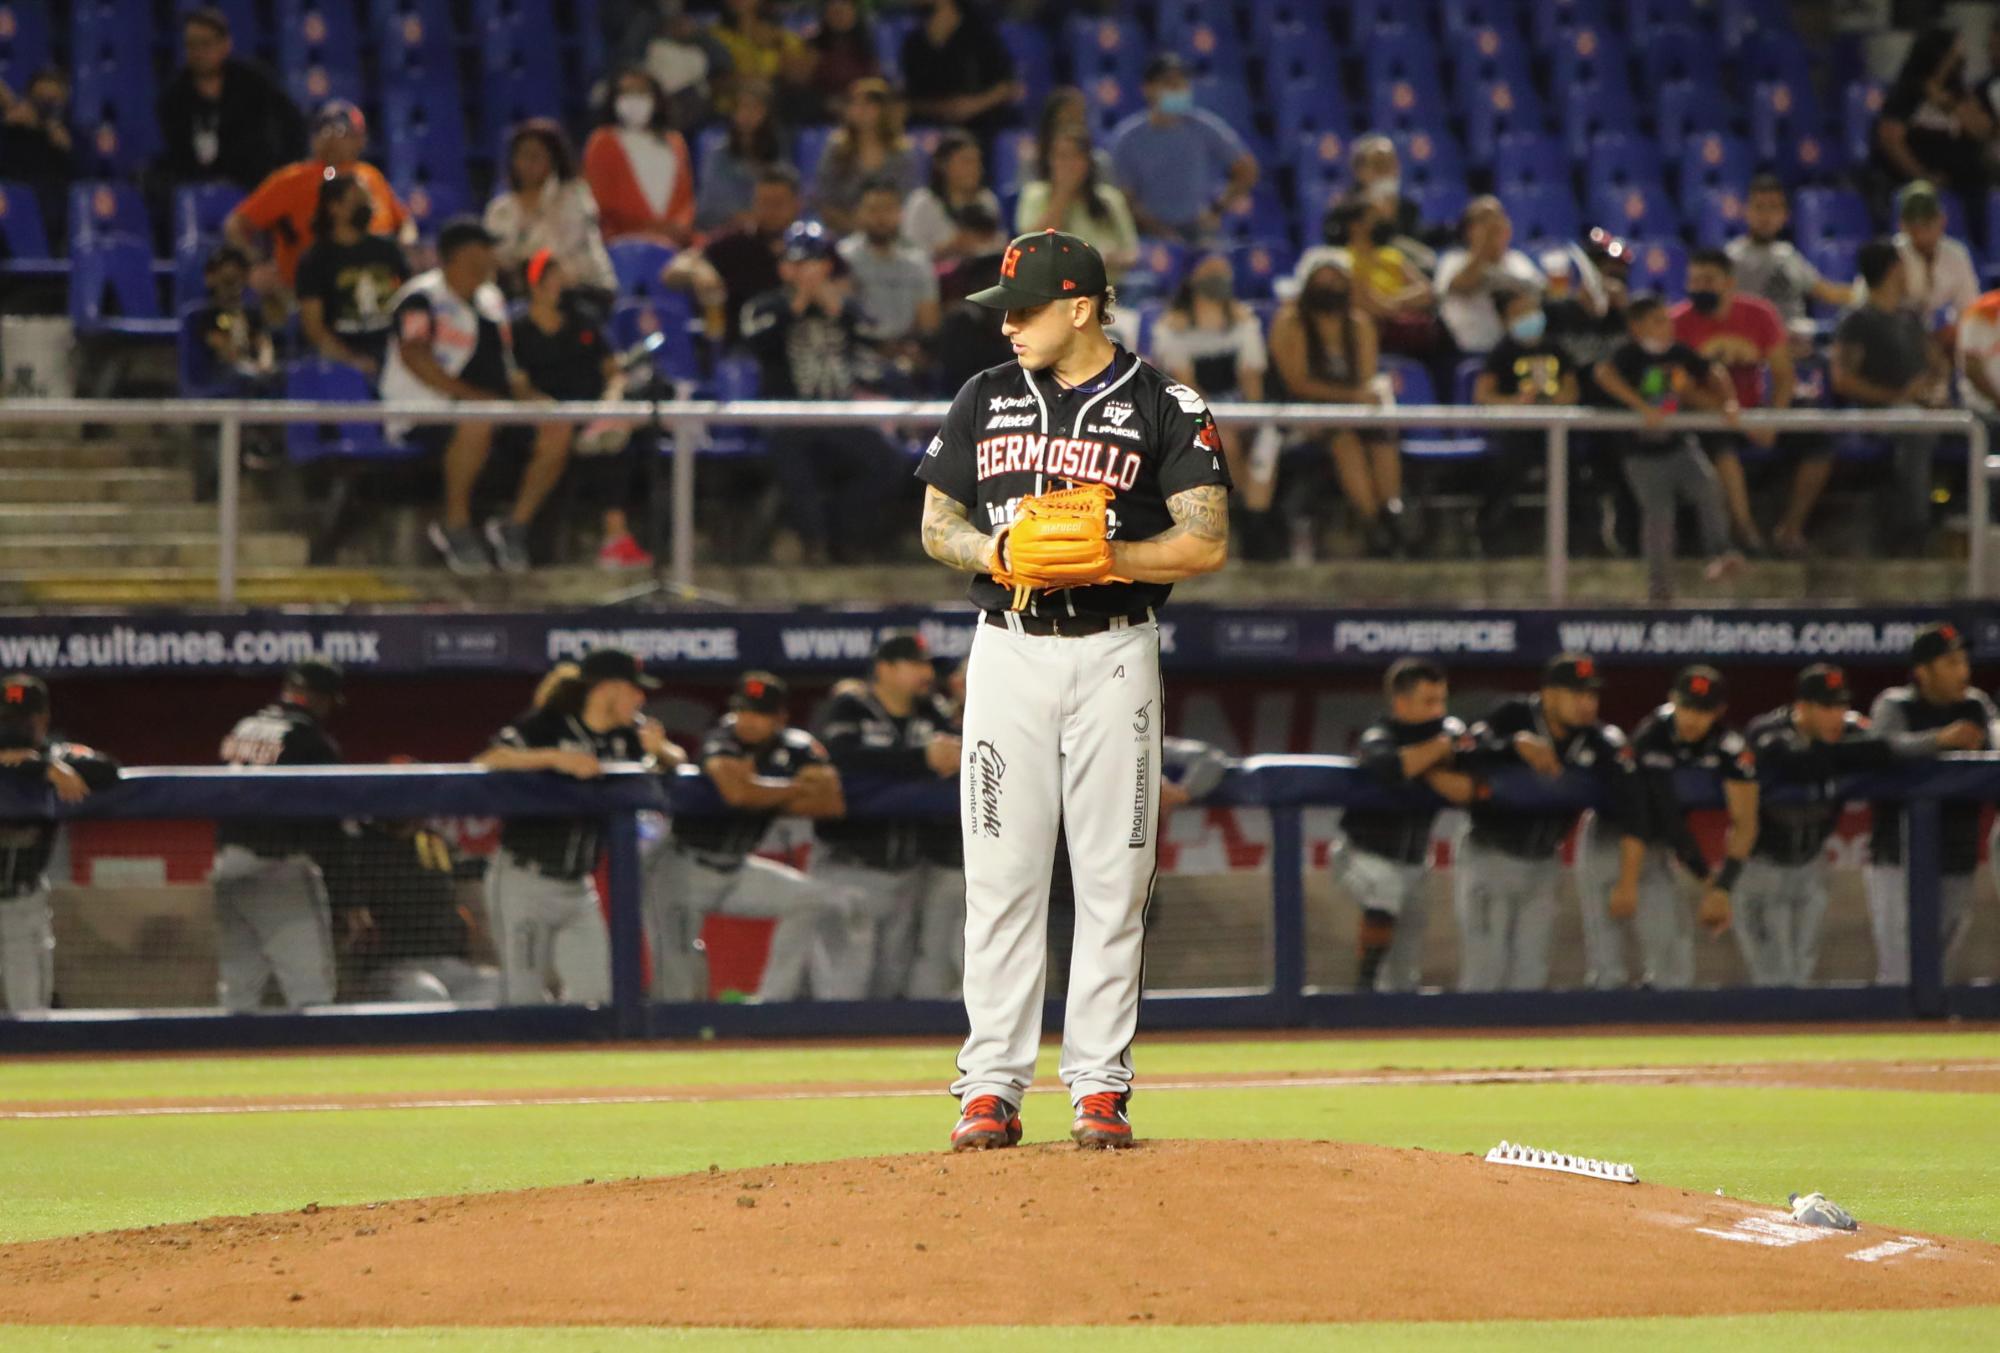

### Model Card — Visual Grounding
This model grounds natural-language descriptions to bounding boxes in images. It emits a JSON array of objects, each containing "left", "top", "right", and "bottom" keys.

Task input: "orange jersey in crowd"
[{"left": 230, "top": 159, "right": 410, "bottom": 284}]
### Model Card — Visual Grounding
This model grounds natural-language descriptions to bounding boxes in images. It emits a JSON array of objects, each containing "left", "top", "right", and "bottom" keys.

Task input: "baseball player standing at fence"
[
  {"left": 916, "top": 228, "right": 1231, "bottom": 1150},
  {"left": 811, "top": 632, "right": 965, "bottom": 999},
  {"left": 0, "top": 675, "right": 120, "bottom": 1012},
  {"left": 1455, "top": 654, "right": 1637, "bottom": 992},
  {"left": 476, "top": 648, "right": 684, "bottom": 1004},
  {"left": 1865, "top": 623, "right": 1996, "bottom": 984},
  {"left": 645, "top": 671, "right": 855, "bottom": 1002},
  {"left": 1336, "top": 658, "right": 1480, "bottom": 993},
  {"left": 214, "top": 660, "right": 356, "bottom": 1010},
  {"left": 1737, "top": 665, "right": 1900, "bottom": 986},
  {"left": 1610, "top": 667, "right": 1756, "bottom": 989}
]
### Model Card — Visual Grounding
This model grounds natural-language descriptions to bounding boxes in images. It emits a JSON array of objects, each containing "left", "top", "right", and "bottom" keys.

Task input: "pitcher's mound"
[{"left": 3, "top": 1140, "right": 1995, "bottom": 1328}]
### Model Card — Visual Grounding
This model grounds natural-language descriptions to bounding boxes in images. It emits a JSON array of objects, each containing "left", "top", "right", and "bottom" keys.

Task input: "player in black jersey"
[
  {"left": 1335, "top": 658, "right": 1479, "bottom": 993},
  {"left": 1863, "top": 623, "right": 1996, "bottom": 983},
  {"left": 0, "top": 674, "right": 119, "bottom": 1011}
]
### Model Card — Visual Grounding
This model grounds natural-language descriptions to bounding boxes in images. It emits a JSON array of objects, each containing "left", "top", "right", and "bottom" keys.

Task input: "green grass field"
[{"left": 3, "top": 1028, "right": 1997, "bottom": 1351}]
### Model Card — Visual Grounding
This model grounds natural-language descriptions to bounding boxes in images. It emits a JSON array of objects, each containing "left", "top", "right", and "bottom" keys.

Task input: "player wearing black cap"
[
  {"left": 212, "top": 660, "right": 354, "bottom": 1010},
  {"left": 1735, "top": 665, "right": 1900, "bottom": 986},
  {"left": 644, "top": 670, "right": 859, "bottom": 1002},
  {"left": 1864, "top": 623, "right": 1997, "bottom": 984},
  {"left": 810, "top": 632, "right": 965, "bottom": 999},
  {"left": 1334, "top": 658, "right": 1479, "bottom": 992},
  {"left": 1610, "top": 667, "right": 1757, "bottom": 989},
  {"left": 1453, "top": 654, "right": 1637, "bottom": 991},
  {"left": 477, "top": 648, "right": 685, "bottom": 1003},
  {"left": 0, "top": 675, "right": 119, "bottom": 1012}
]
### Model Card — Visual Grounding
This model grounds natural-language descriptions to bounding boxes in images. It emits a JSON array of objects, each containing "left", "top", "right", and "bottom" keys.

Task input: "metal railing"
[{"left": 0, "top": 399, "right": 1985, "bottom": 604}]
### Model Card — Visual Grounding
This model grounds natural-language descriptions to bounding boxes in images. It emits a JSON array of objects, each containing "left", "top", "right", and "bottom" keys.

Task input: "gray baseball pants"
[
  {"left": 1574, "top": 812, "right": 1637, "bottom": 990},
  {"left": 643, "top": 844, "right": 855, "bottom": 1002},
  {"left": 1453, "top": 838, "right": 1559, "bottom": 992},
  {"left": 1864, "top": 865, "right": 1975, "bottom": 986},
  {"left": 212, "top": 846, "right": 334, "bottom": 1011},
  {"left": 483, "top": 851, "right": 611, "bottom": 1005},
  {"left": 1733, "top": 858, "right": 1830, "bottom": 987},
  {"left": 811, "top": 857, "right": 965, "bottom": 1000},
  {"left": 1329, "top": 840, "right": 1430, "bottom": 992},
  {"left": 0, "top": 883, "right": 53, "bottom": 1012}
]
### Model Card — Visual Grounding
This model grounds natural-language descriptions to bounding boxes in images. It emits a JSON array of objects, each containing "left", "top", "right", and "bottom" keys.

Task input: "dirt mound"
[{"left": 3, "top": 1140, "right": 1994, "bottom": 1328}]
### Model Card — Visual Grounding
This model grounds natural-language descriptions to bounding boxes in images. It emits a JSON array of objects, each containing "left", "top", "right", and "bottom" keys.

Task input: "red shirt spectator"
[
  {"left": 582, "top": 70, "right": 698, "bottom": 245},
  {"left": 1672, "top": 275, "right": 1786, "bottom": 407}
]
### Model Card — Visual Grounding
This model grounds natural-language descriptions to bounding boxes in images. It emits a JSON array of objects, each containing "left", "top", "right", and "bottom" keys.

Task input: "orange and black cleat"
[
  {"left": 950, "top": 1095, "right": 1023, "bottom": 1151},
  {"left": 1070, "top": 1091, "right": 1135, "bottom": 1149}
]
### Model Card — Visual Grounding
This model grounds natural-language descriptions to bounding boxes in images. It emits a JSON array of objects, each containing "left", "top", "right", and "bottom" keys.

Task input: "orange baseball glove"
[{"left": 992, "top": 483, "right": 1124, "bottom": 609}]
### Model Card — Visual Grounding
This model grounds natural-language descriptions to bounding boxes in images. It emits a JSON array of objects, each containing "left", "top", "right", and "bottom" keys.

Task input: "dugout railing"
[
  {"left": 0, "top": 755, "right": 1994, "bottom": 1053},
  {"left": 0, "top": 399, "right": 1990, "bottom": 604}
]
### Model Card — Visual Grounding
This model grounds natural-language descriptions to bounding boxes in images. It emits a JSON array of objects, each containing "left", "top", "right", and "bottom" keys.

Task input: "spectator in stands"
[
  {"left": 188, "top": 243, "right": 277, "bottom": 397},
  {"left": 709, "top": 0, "right": 814, "bottom": 117},
  {"left": 1959, "top": 286, "right": 2000, "bottom": 429},
  {"left": 157, "top": 6, "right": 304, "bottom": 191},
  {"left": 837, "top": 178, "right": 940, "bottom": 374},
  {"left": 740, "top": 222, "right": 905, "bottom": 563},
  {"left": 1593, "top": 293, "right": 1744, "bottom": 600},
  {"left": 1473, "top": 286, "right": 1579, "bottom": 554},
  {"left": 1728, "top": 175, "right": 1855, "bottom": 341},
  {"left": 584, "top": 70, "right": 698, "bottom": 248},
  {"left": 1151, "top": 253, "right": 1273, "bottom": 539},
  {"left": 903, "top": 131, "right": 1007, "bottom": 264},
  {"left": 379, "top": 219, "right": 572, "bottom": 576},
  {"left": 807, "top": 0, "right": 882, "bottom": 120},
  {"left": 1109, "top": 54, "right": 1257, "bottom": 245},
  {"left": 901, "top": 0, "right": 1022, "bottom": 143},
  {"left": 1892, "top": 180, "right": 1981, "bottom": 339},
  {"left": 512, "top": 250, "right": 655, "bottom": 571},
  {"left": 638, "top": 0, "right": 731, "bottom": 131},
  {"left": 1036, "top": 86, "right": 1114, "bottom": 178},
  {"left": 1545, "top": 231, "right": 1633, "bottom": 385},
  {"left": 694, "top": 77, "right": 787, "bottom": 234},
  {"left": 295, "top": 174, "right": 410, "bottom": 382},
  {"left": 487, "top": 121, "right": 618, "bottom": 307},
  {"left": 1337, "top": 134, "right": 1434, "bottom": 272},
  {"left": 225, "top": 101, "right": 411, "bottom": 291},
  {"left": 1269, "top": 249, "right": 1413, "bottom": 558},
  {"left": 1874, "top": 29, "right": 1993, "bottom": 246},
  {"left": 666, "top": 164, "right": 803, "bottom": 340},
  {"left": 0, "top": 67, "right": 73, "bottom": 237},
  {"left": 1435, "top": 197, "right": 1545, "bottom": 357},
  {"left": 1672, "top": 248, "right": 1794, "bottom": 555},
  {"left": 813, "top": 78, "right": 920, "bottom": 237},
  {"left": 1832, "top": 240, "right": 1953, "bottom": 555},
  {"left": 1016, "top": 129, "right": 1140, "bottom": 278},
  {"left": 1327, "top": 194, "right": 1436, "bottom": 358}
]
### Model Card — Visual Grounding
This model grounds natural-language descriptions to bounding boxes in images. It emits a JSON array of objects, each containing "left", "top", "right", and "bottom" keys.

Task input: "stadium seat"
[
  {"left": 1344, "top": 1, "right": 1404, "bottom": 42},
  {"left": 0, "top": 1, "right": 53, "bottom": 90},
  {"left": 1122, "top": 240, "right": 1189, "bottom": 300},
  {"left": 1226, "top": 238, "right": 1290, "bottom": 299},
  {"left": 72, "top": 60, "right": 160, "bottom": 171},
  {"left": 1365, "top": 25, "right": 1441, "bottom": 89},
  {"left": 1628, "top": 238, "right": 1688, "bottom": 296},
  {"left": 0, "top": 181, "right": 63, "bottom": 279},
  {"left": 1655, "top": 82, "right": 1735, "bottom": 150},
  {"left": 1751, "top": 81, "right": 1829, "bottom": 177},
  {"left": 176, "top": 299, "right": 231, "bottom": 397},
  {"left": 607, "top": 239, "right": 677, "bottom": 300},
  {"left": 171, "top": 236, "right": 214, "bottom": 310},
  {"left": 1380, "top": 356, "right": 1485, "bottom": 458},
  {"left": 1507, "top": 184, "right": 1582, "bottom": 245},
  {"left": 71, "top": 0, "right": 151, "bottom": 67},
  {"left": 1064, "top": 16, "right": 1146, "bottom": 85},
  {"left": 872, "top": 12, "right": 913, "bottom": 81},
  {"left": 794, "top": 126, "right": 834, "bottom": 182},
  {"left": 1738, "top": 28, "right": 1814, "bottom": 90},
  {"left": 68, "top": 181, "right": 150, "bottom": 249},
  {"left": 1635, "top": 26, "right": 1708, "bottom": 93},
  {"left": 70, "top": 236, "right": 176, "bottom": 340},
  {"left": 1559, "top": 81, "right": 1635, "bottom": 162},
  {"left": 1410, "top": 181, "right": 1469, "bottom": 228},
  {"left": 172, "top": 185, "right": 246, "bottom": 249},
  {"left": 283, "top": 359, "right": 418, "bottom": 465},
  {"left": 1440, "top": 1, "right": 1522, "bottom": 37},
  {"left": 1245, "top": 0, "right": 1319, "bottom": 43},
  {"left": 1450, "top": 25, "right": 1535, "bottom": 90},
  {"left": 1680, "top": 132, "right": 1754, "bottom": 193},
  {"left": 1690, "top": 188, "right": 1746, "bottom": 249},
  {"left": 701, "top": 354, "right": 767, "bottom": 456},
  {"left": 1368, "top": 78, "right": 1446, "bottom": 138},
  {"left": 1586, "top": 133, "right": 1665, "bottom": 193},
  {"left": 1806, "top": 239, "right": 1857, "bottom": 300},
  {"left": 1290, "top": 129, "right": 1351, "bottom": 199},
  {"left": 1843, "top": 82, "right": 1885, "bottom": 170},
  {"left": 382, "top": 88, "right": 469, "bottom": 166},
  {"left": 287, "top": 62, "right": 367, "bottom": 114},
  {"left": 396, "top": 178, "right": 472, "bottom": 237},
  {"left": 1084, "top": 75, "right": 1144, "bottom": 135},
  {"left": 1627, "top": 0, "right": 1702, "bottom": 31},
  {"left": 1792, "top": 188, "right": 1870, "bottom": 251},
  {"left": 275, "top": 1, "right": 365, "bottom": 80},
  {"left": 1388, "top": 130, "right": 1465, "bottom": 189},
  {"left": 1492, "top": 132, "right": 1566, "bottom": 192},
  {"left": 988, "top": 130, "right": 1037, "bottom": 197},
  {"left": 1530, "top": 0, "right": 1611, "bottom": 51},
  {"left": 998, "top": 23, "right": 1053, "bottom": 117},
  {"left": 1259, "top": 22, "right": 1340, "bottom": 88},
  {"left": 1159, "top": 2, "right": 1243, "bottom": 73},
  {"left": 1590, "top": 181, "right": 1680, "bottom": 240},
  {"left": 1464, "top": 80, "right": 1548, "bottom": 167},
  {"left": 379, "top": 0, "right": 459, "bottom": 79},
  {"left": 1271, "top": 79, "right": 1352, "bottom": 146},
  {"left": 607, "top": 295, "right": 699, "bottom": 387},
  {"left": 1194, "top": 77, "right": 1266, "bottom": 158},
  {"left": 1550, "top": 25, "right": 1628, "bottom": 92}
]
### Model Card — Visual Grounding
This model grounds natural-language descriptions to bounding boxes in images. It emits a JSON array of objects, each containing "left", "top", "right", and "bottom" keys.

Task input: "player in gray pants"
[{"left": 1573, "top": 808, "right": 1640, "bottom": 990}]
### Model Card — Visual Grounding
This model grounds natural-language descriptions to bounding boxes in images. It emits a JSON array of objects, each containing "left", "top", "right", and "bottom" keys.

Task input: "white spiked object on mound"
[{"left": 1484, "top": 1140, "right": 1639, "bottom": 1184}]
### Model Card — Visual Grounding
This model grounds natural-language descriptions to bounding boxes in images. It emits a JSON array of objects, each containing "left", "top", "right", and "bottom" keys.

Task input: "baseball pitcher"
[{"left": 916, "top": 229, "right": 1231, "bottom": 1150}]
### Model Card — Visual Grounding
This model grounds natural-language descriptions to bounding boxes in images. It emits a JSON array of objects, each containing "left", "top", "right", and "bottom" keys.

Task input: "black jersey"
[
  {"left": 914, "top": 344, "right": 1233, "bottom": 617},
  {"left": 216, "top": 699, "right": 343, "bottom": 858},
  {"left": 490, "top": 706, "right": 648, "bottom": 880},
  {"left": 1460, "top": 695, "right": 1634, "bottom": 859},
  {"left": 672, "top": 716, "right": 831, "bottom": 865},
  {"left": 1746, "top": 706, "right": 1897, "bottom": 867},
  {"left": 1343, "top": 715, "right": 1468, "bottom": 865},
  {"left": 1628, "top": 703, "right": 1757, "bottom": 875},
  {"left": 0, "top": 738, "right": 121, "bottom": 897},
  {"left": 336, "top": 823, "right": 468, "bottom": 963},
  {"left": 814, "top": 687, "right": 959, "bottom": 870},
  {"left": 1867, "top": 684, "right": 2000, "bottom": 873}
]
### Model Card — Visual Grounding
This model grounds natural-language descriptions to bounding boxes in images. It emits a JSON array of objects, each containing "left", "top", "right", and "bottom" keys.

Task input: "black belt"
[
  {"left": 502, "top": 851, "right": 589, "bottom": 884},
  {"left": 672, "top": 842, "right": 745, "bottom": 874},
  {"left": 983, "top": 608, "right": 1151, "bottom": 638}
]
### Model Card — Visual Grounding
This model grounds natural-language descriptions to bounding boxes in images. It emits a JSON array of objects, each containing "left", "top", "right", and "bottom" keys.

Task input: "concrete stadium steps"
[
  {"left": 0, "top": 533, "right": 309, "bottom": 571},
  {"left": 0, "top": 504, "right": 292, "bottom": 535},
  {"left": 4, "top": 468, "right": 198, "bottom": 505},
  {"left": 0, "top": 441, "right": 184, "bottom": 470},
  {"left": 0, "top": 570, "right": 415, "bottom": 607}
]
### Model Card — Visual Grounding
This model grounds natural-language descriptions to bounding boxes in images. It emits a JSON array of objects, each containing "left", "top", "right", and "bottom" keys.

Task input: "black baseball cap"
[
  {"left": 1911, "top": 621, "right": 1968, "bottom": 667},
  {"left": 968, "top": 229, "right": 1110, "bottom": 310},
  {"left": 780, "top": 219, "right": 840, "bottom": 265},
  {"left": 1672, "top": 665, "right": 1728, "bottom": 711},
  {"left": 1797, "top": 663, "right": 1851, "bottom": 707},
  {"left": 874, "top": 631, "right": 931, "bottom": 665},
  {"left": 580, "top": 647, "right": 661, "bottom": 690},
  {"left": 1542, "top": 652, "right": 1603, "bottom": 691},
  {"left": 0, "top": 673, "right": 48, "bottom": 719},
  {"left": 730, "top": 670, "right": 788, "bottom": 713},
  {"left": 283, "top": 659, "right": 345, "bottom": 699},
  {"left": 437, "top": 216, "right": 497, "bottom": 260}
]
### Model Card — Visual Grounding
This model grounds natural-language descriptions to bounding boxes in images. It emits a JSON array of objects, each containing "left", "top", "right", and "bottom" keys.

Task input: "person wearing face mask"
[
  {"left": 583, "top": 69, "right": 697, "bottom": 246},
  {"left": 1336, "top": 135, "right": 1436, "bottom": 272},
  {"left": 295, "top": 175, "right": 410, "bottom": 381},
  {"left": 694, "top": 78, "right": 788, "bottom": 234},
  {"left": 1016, "top": 130, "right": 1140, "bottom": 278},
  {"left": 1327, "top": 194, "right": 1436, "bottom": 357},
  {"left": 1592, "top": 293, "right": 1745, "bottom": 601},
  {"left": 1435, "top": 197, "right": 1545, "bottom": 357},
  {"left": 1873, "top": 29, "right": 1993, "bottom": 246},
  {"left": 487, "top": 120, "right": 618, "bottom": 302},
  {"left": 1671, "top": 248, "right": 1793, "bottom": 556},
  {"left": 1109, "top": 54, "right": 1259, "bottom": 244},
  {"left": 225, "top": 101, "right": 412, "bottom": 292},
  {"left": 1269, "top": 250, "right": 1414, "bottom": 558},
  {"left": 1151, "top": 253, "right": 1271, "bottom": 543},
  {"left": 836, "top": 178, "right": 941, "bottom": 372},
  {"left": 1472, "top": 287, "right": 1579, "bottom": 555}
]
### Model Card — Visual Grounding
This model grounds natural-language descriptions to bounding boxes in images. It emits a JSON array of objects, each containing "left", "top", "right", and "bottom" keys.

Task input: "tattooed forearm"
[
  {"left": 1108, "top": 484, "right": 1230, "bottom": 582},
  {"left": 921, "top": 487, "right": 997, "bottom": 574}
]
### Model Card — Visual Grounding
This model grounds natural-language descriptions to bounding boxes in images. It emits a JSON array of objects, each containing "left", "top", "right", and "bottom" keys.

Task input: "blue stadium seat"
[
  {"left": 1680, "top": 132, "right": 1754, "bottom": 193},
  {"left": 998, "top": 23, "right": 1054, "bottom": 116},
  {"left": 172, "top": 185, "right": 246, "bottom": 249},
  {"left": 872, "top": 13, "right": 913, "bottom": 81},
  {"left": 1226, "top": 238, "right": 1290, "bottom": 299},
  {"left": 1635, "top": 26, "right": 1709, "bottom": 94},
  {"left": 396, "top": 178, "right": 472, "bottom": 237},
  {"left": 1792, "top": 188, "right": 1870, "bottom": 250},
  {"left": 1259, "top": 21, "right": 1339, "bottom": 88},
  {"left": 1530, "top": 0, "right": 1611, "bottom": 51},
  {"left": 0, "top": 181, "right": 63, "bottom": 279},
  {"left": 1439, "top": 0, "right": 1521, "bottom": 36},
  {"left": 1750, "top": 80, "right": 1820, "bottom": 167},
  {"left": 701, "top": 353, "right": 767, "bottom": 454},
  {"left": 1158, "top": 1, "right": 1243, "bottom": 73},
  {"left": 1194, "top": 77, "right": 1266, "bottom": 158},
  {"left": 1464, "top": 79, "right": 1548, "bottom": 166},
  {"left": 607, "top": 295, "right": 699, "bottom": 387},
  {"left": 276, "top": 1, "right": 365, "bottom": 79},
  {"left": 794, "top": 126, "right": 834, "bottom": 181},
  {"left": 172, "top": 236, "right": 215, "bottom": 310},
  {"left": 70, "top": 236, "right": 176, "bottom": 340},
  {"left": 1779, "top": 129, "right": 1844, "bottom": 187},
  {"left": 1807, "top": 239, "right": 1857, "bottom": 294},
  {"left": 1364, "top": 25, "right": 1440, "bottom": 89},
  {"left": 607, "top": 239, "right": 677, "bottom": 299},
  {"left": 481, "top": 68, "right": 564, "bottom": 148},
  {"left": 990, "top": 129, "right": 1037, "bottom": 197},
  {"left": 1550, "top": 24, "right": 1628, "bottom": 92},
  {"left": 0, "top": 2, "right": 53, "bottom": 90},
  {"left": 284, "top": 359, "right": 419, "bottom": 465},
  {"left": 1410, "top": 181, "right": 1469, "bottom": 227},
  {"left": 68, "top": 181, "right": 150, "bottom": 249},
  {"left": 1655, "top": 82, "right": 1735, "bottom": 150},
  {"left": 1271, "top": 79, "right": 1352, "bottom": 145},
  {"left": 1219, "top": 181, "right": 1289, "bottom": 244},
  {"left": 1343, "top": 1, "right": 1403, "bottom": 42},
  {"left": 1559, "top": 81, "right": 1636, "bottom": 162},
  {"left": 1368, "top": 77, "right": 1448, "bottom": 138},
  {"left": 1690, "top": 187, "right": 1746, "bottom": 248},
  {"left": 1628, "top": 239, "right": 1688, "bottom": 297},
  {"left": 1245, "top": 0, "right": 1319, "bottom": 43},
  {"left": 1450, "top": 25, "right": 1534, "bottom": 87},
  {"left": 1122, "top": 240, "right": 1189, "bottom": 300},
  {"left": 1381, "top": 357, "right": 1485, "bottom": 457},
  {"left": 1492, "top": 132, "right": 1565, "bottom": 192},
  {"left": 71, "top": 0, "right": 151, "bottom": 66},
  {"left": 1508, "top": 183, "right": 1581, "bottom": 245},
  {"left": 379, "top": 0, "right": 458, "bottom": 78},
  {"left": 73, "top": 60, "right": 160, "bottom": 171},
  {"left": 1626, "top": 0, "right": 1702, "bottom": 31},
  {"left": 287, "top": 61, "right": 367, "bottom": 114},
  {"left": 1737, "top": 28, "right": 1813, "bottom": 90},
  {"left": 1590, "top": 181, "right": 1680, "bottom": 240},
  {"left": 1064, "top": 16, "right": 1146, "bottom": 85},
  {"left": 1289, "top": 129, "right": 1354, "bottom": 197},
  {"left": 1844, "top": 83, "right": 1884, "bottom": 170},
  {"left": 1388, "top": 129, "right": 1465, "bottom": 189},
  {"left": 1586, "top": 133, "right": 1664, "bottom": 193}
]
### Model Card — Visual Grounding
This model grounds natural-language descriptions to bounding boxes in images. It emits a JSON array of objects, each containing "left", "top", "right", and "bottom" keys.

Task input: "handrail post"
[
  {"left": 669, "top": 417, "right": 703, "bottom": 595},
  {"left": 217, "top": 415, "right": 241, "bottom": 605},
  {"left": 1269, "top": 805, "right": 1306, "bottom": 1026},
  {"left": 605, "top": 806, "right": 646, "bottom": 1038},
  {"left": 1544, "top": 423, "right": 1568, "bottom": 604},
  {"left": 1969, "top": 416, "right": 1990, "bottom": 599}
]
